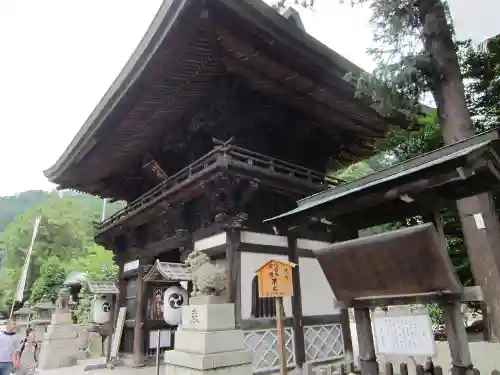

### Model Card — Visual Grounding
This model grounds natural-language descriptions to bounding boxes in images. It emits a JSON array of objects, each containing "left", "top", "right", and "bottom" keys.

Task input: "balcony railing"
[{"left": 97, "top": 144, "right": 342, "bottom": 233}]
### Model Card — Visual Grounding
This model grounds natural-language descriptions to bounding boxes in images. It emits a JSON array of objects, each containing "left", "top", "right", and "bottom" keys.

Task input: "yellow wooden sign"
[{"left": 256, "top": 259, "right": 296, "bottom": 298}]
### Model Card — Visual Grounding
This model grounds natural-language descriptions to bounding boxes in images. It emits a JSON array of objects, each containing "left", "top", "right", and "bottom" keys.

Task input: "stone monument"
[
  {"left": 164, "top": 251, "right": 253, "bottom": 375},
  {"left": 37, "top": 287, "right": 81, "bottom": 369}
]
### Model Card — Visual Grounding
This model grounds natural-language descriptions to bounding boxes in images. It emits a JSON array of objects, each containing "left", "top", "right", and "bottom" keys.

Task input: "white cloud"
[{"left": 0, "top": 0, "right": 497, "bottom": 196}]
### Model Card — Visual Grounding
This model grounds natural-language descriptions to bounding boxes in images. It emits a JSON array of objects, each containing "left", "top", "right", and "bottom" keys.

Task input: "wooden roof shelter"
[
  {"left": 265, "top": 128, "right": 500, "bottom": 229},
  {"left": 314, "top": 223, "right": 462, "bottom": 305},
  {"left": 43, "top": 0, "right": 403, "bottom": 202}
]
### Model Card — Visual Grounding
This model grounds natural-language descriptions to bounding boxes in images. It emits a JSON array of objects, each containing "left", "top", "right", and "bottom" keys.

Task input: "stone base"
[
  {"left": 50, "top": 312, "right": 73, "bottom": 325},
  {"left": 165, "top": 350, "right": 253, "bottom": 370},
  {"left": 165, "top": 302, "right": 252, "bottom": 375},
  {"left": 165, "top": 362, "right": 252, "bottom": 375},
  {"left": 37, "top": 314, "right": 80, "bottom": 370},
  {"left": 175, "top": 330, "right": 245, "bottom": 354}
]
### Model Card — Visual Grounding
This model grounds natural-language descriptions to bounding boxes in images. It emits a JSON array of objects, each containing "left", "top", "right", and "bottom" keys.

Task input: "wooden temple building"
[{"left": 44, "top": 0, "right": 402, "bottom": 371}]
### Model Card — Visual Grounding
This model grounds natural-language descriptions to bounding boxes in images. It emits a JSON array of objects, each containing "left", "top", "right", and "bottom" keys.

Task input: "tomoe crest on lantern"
[{"left": 163, "top": 285, "right": 189, "bottom": 325}]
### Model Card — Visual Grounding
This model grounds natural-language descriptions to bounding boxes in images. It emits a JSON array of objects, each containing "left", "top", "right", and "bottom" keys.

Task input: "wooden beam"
[
  {"left": 334, "top": 287, "right": 484, "bottom": 309},
  {"left": 142, "top": 160, "right": 168, "bottom": 184},
  {"left": 239, "top": 314, "right": 342, "bottom": 330}
]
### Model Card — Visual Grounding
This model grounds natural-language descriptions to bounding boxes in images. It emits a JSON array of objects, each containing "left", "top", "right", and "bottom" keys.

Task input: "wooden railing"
[
  {"left": 223, "top": 144, "right": 342, "bottom": 186},
  {"left": 98, "top": 145, "right": 342, "bottom": 233},
  {"left": 98, "top": 150, "right": 220, "bottom": 230}
]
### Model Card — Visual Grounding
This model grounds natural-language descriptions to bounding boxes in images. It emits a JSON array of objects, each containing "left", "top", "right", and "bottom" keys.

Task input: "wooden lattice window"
[{"left": 251, "top": 275, "right": 276, "bottom": 318}]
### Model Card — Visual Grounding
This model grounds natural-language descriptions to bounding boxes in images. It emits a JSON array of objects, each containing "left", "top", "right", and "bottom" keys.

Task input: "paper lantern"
[
  {"left": 91, "top": 295, "right": 112, "bottom": 324},
  {"left": 163, "top": 285, "right": 188, "bottom": 325}
]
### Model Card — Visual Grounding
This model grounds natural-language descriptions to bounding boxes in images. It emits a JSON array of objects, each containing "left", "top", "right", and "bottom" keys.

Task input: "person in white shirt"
[{"left": 0, "top": 320, "right": 20, "bottom": 375}]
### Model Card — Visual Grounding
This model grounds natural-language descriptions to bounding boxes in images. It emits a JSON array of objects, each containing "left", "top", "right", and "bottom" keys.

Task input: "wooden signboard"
[
  {"left": 256, "top": 259, "right": 295, "bottom": 298},
  {"left": 109, "top": 307, "right": 127, "bottom": 362},
  {"left": 256, "top": 259, "right": 296, "bottom": 375}
]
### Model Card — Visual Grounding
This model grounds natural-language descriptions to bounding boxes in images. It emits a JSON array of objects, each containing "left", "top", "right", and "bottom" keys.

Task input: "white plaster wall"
[
  {"left": 240, "top": 252, "right": 293, "bottom": 319},
  {"left": 299, "top": 257, "right": 339, "bottom": 316}
]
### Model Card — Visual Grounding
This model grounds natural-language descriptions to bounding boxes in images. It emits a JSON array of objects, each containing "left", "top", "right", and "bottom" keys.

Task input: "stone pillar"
[{"left": 164, "top": 296, "right": 253, "bottom": 375}]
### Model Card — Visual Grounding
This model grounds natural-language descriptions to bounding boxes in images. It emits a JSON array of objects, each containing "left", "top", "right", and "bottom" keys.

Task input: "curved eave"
[
  {"left": 44, "top": 0, "right": 191, "bottom": 183},
  {"left": 264, "top": 128, "right": 500, "bottom": 227},
  {"left": 44, "top": 0, "right": 388, "bottom": 186},
  {"left": 222, "top": 0, "right": 365, "bottom": 78}
]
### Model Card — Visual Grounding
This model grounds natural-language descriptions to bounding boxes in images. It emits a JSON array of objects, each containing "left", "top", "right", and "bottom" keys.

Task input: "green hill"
[
  {"left": 0, "top": 190, "right": 124, "bottom": 314},
  {"left": 0, "top": 191, "right": 51, "bottom": 235}
]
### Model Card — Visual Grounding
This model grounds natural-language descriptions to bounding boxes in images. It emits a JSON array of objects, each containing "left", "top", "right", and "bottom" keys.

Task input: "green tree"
[
  {"left": 29, "top": 256, "right": 67, "bottom": 305},
  {"left": 461, "top": 36, "right": 500, "bottom": 129},
  {"left": 335, "top": 161, "right": 374, "bottom": 182},
  {"left": 69, "top": 244, "right": 118, "bottom": 323},
  {"left": 282, "top": 0, "right": 500, "bottom": 340},
  {"left": 0, "top": 193, "right": 122, "bottom": 311},
  {"left": 67, "top": 243, "right": 118, "bottom": 282},
  {"left": 1, "top": 197, "right": 95, "bottom": 285}
]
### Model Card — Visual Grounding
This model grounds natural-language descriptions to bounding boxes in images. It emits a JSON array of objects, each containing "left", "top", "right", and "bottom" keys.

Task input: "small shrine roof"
[
  {"left": 143, "top": 260, "right": 192, "bottom": 283},
  {"left": 265, "top": 128, "right": 500, "bottom": 229},
  {"left": 88, "top": 281, "right": 119, "bottom": 295}
]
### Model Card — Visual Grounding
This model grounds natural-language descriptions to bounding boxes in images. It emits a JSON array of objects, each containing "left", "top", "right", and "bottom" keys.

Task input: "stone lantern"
[
  {"left": 13, "top": 303, "right": 33, "bottom": 335},
  {"left": 31, "top": 294, "right": 56, "bottom": 339}
]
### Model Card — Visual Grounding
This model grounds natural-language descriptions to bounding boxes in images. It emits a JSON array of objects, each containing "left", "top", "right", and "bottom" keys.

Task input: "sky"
[{"left": 0, "top": 0, "right": 498, "bottom": 196}]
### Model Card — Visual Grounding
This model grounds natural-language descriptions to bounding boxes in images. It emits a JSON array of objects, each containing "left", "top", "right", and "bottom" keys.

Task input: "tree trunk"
[{"left": 419, "top": 0, "right": 500, "bottom": 342}]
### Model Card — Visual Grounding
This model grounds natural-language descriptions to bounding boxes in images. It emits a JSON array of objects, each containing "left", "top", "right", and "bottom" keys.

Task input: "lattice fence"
[
  {"left": 304, "top": 324, "right": 344, "bottom": 363},
  {"left": 244, "top": 328, "right": 295, "bottom": 372}
]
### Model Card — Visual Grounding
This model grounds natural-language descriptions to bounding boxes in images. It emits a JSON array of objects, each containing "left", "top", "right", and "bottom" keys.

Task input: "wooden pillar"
[
  {"left": 457, "top": 193, "right": 500, "bottom": 342},
  {"left": 354, "top": 308, "right": 378, "bottom": 375},
  {"left": 340, "top": 308, "right": 354, "bottom": 362},
  {"left": 132, "top": 258, "right": 146, "bottom": 367},
  {"left": 442, "top": 301, "right": 473, "bottom": 375},
  {"left": 114, "top": 235, "right": 128, "bottom": 311},
  {"left": 226, "top": 228, "right": 241, "bottom": 326},
  {"left": 426, "top": 211, "right": 474, "bottom": 374},
  {"left": 332, "top": 226, "right": 358, "bottom": 362},
  {"left": 287, "top": 232, "right": 306, "bottom": 370}
]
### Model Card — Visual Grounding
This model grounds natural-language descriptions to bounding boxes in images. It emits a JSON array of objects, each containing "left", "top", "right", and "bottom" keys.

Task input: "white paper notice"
[
  {"left": 474, "top": 213, "right": 485, "bottom": 230},
  {"left": 148, "top": 330, "right": 172, "bottom": 349},
  {"left": 373, "top": 313, "right": 436, "bottom": 357}
]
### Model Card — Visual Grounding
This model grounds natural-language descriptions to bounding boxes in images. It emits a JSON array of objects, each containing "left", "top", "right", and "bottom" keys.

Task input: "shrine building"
[{"left": 44, "top": 0, "right": 403, "bottom": 371}]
